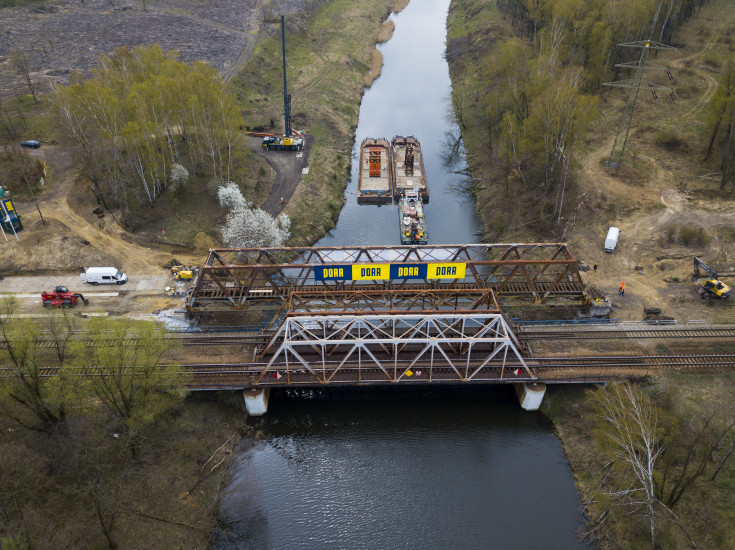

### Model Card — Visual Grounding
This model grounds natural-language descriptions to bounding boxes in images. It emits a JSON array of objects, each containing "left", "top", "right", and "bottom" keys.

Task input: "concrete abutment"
[
  {"left": 243, "top": 388, "right": 270, "bottom": 416},
  {"left": 515, "top": 383, "right": 546, "bottom": 411}
]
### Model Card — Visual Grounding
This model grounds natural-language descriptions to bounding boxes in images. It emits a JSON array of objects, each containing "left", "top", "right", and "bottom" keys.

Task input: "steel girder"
[
  {"left": 262, "top": 288, "right": 502, "bottom": 329},
  {"left": 186, "top": 243, "right": 588, "bottom": 312},
  {"left": 252, "top": 312, "right": 535, "bottom": 385}
]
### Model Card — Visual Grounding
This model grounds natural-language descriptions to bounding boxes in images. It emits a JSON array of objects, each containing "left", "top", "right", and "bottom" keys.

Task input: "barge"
[
  {"left": 357, "top": 137, "right": 392, "bottom": 204},
  {"left": 398, "top": 188, "right": 428, "bottom": 245},
  {"left": 391, "top": 135, "right": 429, "bottom": 203}
]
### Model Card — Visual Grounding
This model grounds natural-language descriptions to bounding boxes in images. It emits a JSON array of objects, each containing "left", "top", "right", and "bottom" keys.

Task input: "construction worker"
[
  {"left": 618, "top": 282, "right": 625, "bottom": 296},
  {"left": 280, "top": 197, "right": 285, "bottom": 204},
  {"left": 593, "top": 262, "right": 598, "bottom": 273}
]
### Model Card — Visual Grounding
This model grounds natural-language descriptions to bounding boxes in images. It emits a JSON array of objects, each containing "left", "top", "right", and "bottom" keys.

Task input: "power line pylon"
[{"left": 602, "top": 40, "right": 677, "bottom": 169}]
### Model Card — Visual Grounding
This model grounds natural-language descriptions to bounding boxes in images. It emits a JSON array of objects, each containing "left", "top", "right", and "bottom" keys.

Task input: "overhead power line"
[{"left": 602, "top": 40, "right": 677, "bottom": 169}]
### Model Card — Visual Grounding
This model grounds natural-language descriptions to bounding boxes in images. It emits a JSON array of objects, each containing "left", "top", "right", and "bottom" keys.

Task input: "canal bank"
[{"left": 213, "top": 0, "right": 589, "bottom": 547}]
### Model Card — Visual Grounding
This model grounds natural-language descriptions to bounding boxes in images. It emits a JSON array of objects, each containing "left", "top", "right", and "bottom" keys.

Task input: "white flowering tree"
[
  {"left": 217, "top": 181, "right": 250, "bottom": 210},
  {"left": 217, "top": 183, "right": 290, "bottom": 247},
  {"left": 169, "top": 163, "right": 189, "bottom": 194}
]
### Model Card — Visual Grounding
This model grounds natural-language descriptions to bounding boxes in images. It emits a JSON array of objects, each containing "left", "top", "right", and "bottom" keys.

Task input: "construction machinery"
[
  {"left": 171, "top": 265, "right": 200, "bottom": 281},
  {"left": 253, "top": 16, "right": 305, "bottom": 152},
  {"left": 261, "top": 134, "right": 304, "bottom": 151},
  {"left": 41, "top": 286, "right": 89, "bottom": 308},
  {"left": 692, "top": 257, "right": 730, "bottom": 299}
]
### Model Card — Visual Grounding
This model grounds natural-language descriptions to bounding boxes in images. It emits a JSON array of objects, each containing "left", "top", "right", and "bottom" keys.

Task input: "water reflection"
[
  {"left": 317, "top": 0, "right": 482, "bottom": 247},
  {"left": 213, "top": 0, "right": 588, "bottom": 547},
  {"left": 213, "top": 386, "right": 588, "bottom": 550}
]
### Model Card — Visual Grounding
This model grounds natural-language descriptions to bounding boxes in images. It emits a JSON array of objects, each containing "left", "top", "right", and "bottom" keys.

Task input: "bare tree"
[
  {"left": 9, "top": 48, "right": 38, "bottom": 104},
  {"left": 589, "top": 383, "right": 663, "bottom": 545}
]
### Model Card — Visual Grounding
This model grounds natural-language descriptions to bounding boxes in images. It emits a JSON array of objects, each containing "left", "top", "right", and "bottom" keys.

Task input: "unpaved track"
[
  {"left": 22, "top": 147, "right": 198, "bottom": 273},
  {"left": 256, "top": 135, "right": 314, "bottom": 216},
  {"left": 570, "top": 10, "right": 735, "bottom": 320}
]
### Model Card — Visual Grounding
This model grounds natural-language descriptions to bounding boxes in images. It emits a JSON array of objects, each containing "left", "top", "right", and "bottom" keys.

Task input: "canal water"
[{"left": 213, "top": 0, "right": 588, "bottom": 548}]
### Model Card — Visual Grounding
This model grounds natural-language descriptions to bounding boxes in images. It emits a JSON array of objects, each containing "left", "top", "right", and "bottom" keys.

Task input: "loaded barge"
[
  {"left": 357, "top": 138, "right": 392, "bottom": 204},
  {"left": 391, "top": 135, "right": 429, "bottom": 203},
  {"left": 398, "top": 188, "right": 427, "bottom": 244}
]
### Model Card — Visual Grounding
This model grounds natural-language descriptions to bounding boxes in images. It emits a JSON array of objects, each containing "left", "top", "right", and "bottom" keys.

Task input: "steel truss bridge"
[{"left": 186, "top": 243, "right": 599, "bottom": 314}]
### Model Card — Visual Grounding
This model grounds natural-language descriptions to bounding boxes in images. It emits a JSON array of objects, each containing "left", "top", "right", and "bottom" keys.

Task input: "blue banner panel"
[
  {"left": 1, "top": 199, "right": 19, "bottom": 221},
  {"left": 389, "top": 263, "right": 428, "bottom": 279},
  {"left": 314, "top": 264, "right": 352, "bottom": 281}
]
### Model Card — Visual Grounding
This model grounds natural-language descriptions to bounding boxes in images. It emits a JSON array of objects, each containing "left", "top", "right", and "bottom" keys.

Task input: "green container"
[{"left": 1, "top": 216, "right": 23, "bottom": 234}]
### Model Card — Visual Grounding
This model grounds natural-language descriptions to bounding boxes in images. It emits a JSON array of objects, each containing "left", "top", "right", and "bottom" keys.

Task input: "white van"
[
  {"left": 80, "top": 267, "right": 128, "bottom": 285},
  {"left": 604, "top": 227, "right": 620, "bottom": 253}
]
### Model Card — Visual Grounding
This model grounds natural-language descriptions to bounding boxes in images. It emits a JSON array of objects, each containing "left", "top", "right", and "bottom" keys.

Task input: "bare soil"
[
  {"left": 449, "top": 0, "right": 735, "bottom": 325},
  {"left": 0, "top": 0, "right": 265, "bottom": 97},
  {"left": 1, "top": 145, "right": 200, "bottom": 275}
]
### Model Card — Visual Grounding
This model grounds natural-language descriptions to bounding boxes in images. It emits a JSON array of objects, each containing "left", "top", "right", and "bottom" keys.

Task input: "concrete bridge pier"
[
  {"left": 515, "top": 383, "right": 546, "bottom": 411},
  {"left": 243, "top": 388, "right": 271, "bottom": 416}
]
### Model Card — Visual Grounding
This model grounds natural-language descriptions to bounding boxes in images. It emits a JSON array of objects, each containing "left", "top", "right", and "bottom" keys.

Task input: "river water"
[{"left": 213, "top": 1, "right": 588, "bottom": 548}]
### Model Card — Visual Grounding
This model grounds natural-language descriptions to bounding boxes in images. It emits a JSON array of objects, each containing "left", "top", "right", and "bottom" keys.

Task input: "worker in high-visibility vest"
[{"left": 618, "top": 282, "right": 625, "bottom": 296}]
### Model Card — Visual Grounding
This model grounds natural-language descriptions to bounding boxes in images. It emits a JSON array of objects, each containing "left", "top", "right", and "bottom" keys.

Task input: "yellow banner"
[
  {"left": 427, "top": 262, "right": 466, "bottom": 279},
  {"left": 351, "top": 263, "right": 390, "bottom": 280}
]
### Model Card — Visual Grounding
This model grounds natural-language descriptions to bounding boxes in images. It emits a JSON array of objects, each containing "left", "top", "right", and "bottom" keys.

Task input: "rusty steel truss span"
[
  {"left": 251, "top": 312, "right": 534, "bottom": 385},
  {"left": 263, "top": 288, "right": 503, "bottom": 330},
  {"left": 187, "top": 243, "right": 590, "bottom": 313}
]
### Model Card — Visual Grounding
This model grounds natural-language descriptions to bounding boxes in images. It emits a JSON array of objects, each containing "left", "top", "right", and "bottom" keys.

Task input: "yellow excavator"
[{"left": 692, "top": 257, "right": 730, "bottom": 299}]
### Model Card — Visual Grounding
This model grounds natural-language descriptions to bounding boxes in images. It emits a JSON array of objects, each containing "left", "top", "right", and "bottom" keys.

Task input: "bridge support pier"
[
  {"left": 515, "top": 383, "right": 546, "bottom": 411},
  {"left": 243, "top": 388, "right": 270, "bottom": 416}
]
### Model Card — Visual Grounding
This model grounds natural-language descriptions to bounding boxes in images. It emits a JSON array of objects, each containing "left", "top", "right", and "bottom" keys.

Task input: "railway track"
[
  {"left": 517, "top": 325, "right": 735, "bottom": 340},
  {"left": 10, "top": 353, "right": 735, "bottom": 390},
  {"left": 177, "top": 353, "right": 735, "bottom": 388},
  {"left": 5, "top": 324, "right": 735, "bottom": 350}
]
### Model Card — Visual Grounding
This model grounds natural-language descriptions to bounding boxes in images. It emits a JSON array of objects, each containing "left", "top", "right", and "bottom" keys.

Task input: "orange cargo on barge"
[{"left": 357, "top": 138, "right": 392, "bottom": 204}]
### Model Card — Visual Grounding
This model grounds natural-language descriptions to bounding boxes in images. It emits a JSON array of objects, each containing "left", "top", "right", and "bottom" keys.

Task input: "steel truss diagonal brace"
[{"left": 256, "top": 313, "right": 536, "bottom": 384}]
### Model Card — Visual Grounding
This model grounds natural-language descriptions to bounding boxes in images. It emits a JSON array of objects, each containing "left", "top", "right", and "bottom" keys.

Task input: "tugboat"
[
  {"left": 357, "top": 137, "right": 392, "bottom": 203},
  {"left": 398, "top": 188, "right": 428, "bottom": 245},
  {"left": 391, "top": 135, "right": 429, "bottom": 203}
]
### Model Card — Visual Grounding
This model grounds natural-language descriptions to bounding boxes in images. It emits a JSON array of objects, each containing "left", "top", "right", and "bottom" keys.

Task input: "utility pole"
[
  {"left": 281, "top": 15, "right": 291, "bottom": 137},
  {"left": 603, "top": 40, "right": 677, "bottom": 169}
]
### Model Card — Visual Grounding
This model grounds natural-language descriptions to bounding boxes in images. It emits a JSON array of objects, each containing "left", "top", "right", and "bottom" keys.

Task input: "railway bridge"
[{"left": 181, "top": 244, "right": 720, "bottom": 415}]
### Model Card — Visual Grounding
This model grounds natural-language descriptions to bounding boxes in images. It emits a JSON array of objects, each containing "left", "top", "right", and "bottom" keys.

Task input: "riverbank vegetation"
[
  {"left": 0, "top": 301, "right": 244, "bottom": 548},
  {"left": 447, "top": 0, "right": 735, "bottom": 547},
  {"left": 546, "top": 376, "right": 735, "bottom": 549},
  {"left": 230, "top": 0, "right": 397, "bottom": 244},
  {"left": 446, "top": 0, "right": 732, "bottom": 240}
]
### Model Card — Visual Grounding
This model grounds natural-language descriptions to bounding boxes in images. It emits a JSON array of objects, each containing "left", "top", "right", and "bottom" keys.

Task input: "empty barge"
[
  {"left": 357, "top": 137, "right": 392, "bottom": 204},
  {"left": 391, "top": 135, "right": 429, "bottom": 203}
]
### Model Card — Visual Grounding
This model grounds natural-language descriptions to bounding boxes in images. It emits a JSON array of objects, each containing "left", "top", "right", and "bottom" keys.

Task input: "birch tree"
[
  {"left": 52, "top": 45, "right": 245, "bottom": 223},
  {"left": 589, "top": 383, "right": 663, "bottom": 545},
  {"left": 9, "top": 48, "right": 38, "bottom": 104}
]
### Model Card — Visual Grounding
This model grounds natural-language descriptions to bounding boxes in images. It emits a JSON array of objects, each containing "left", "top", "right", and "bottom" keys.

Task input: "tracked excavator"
[{"left": 692, "top": 257, "right": 730, "bottom": 298}]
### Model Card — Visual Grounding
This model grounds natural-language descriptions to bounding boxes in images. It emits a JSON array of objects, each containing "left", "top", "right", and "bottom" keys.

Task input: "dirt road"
[{"left": 255, "top": 135, "right": 314, "bottom": 216}]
